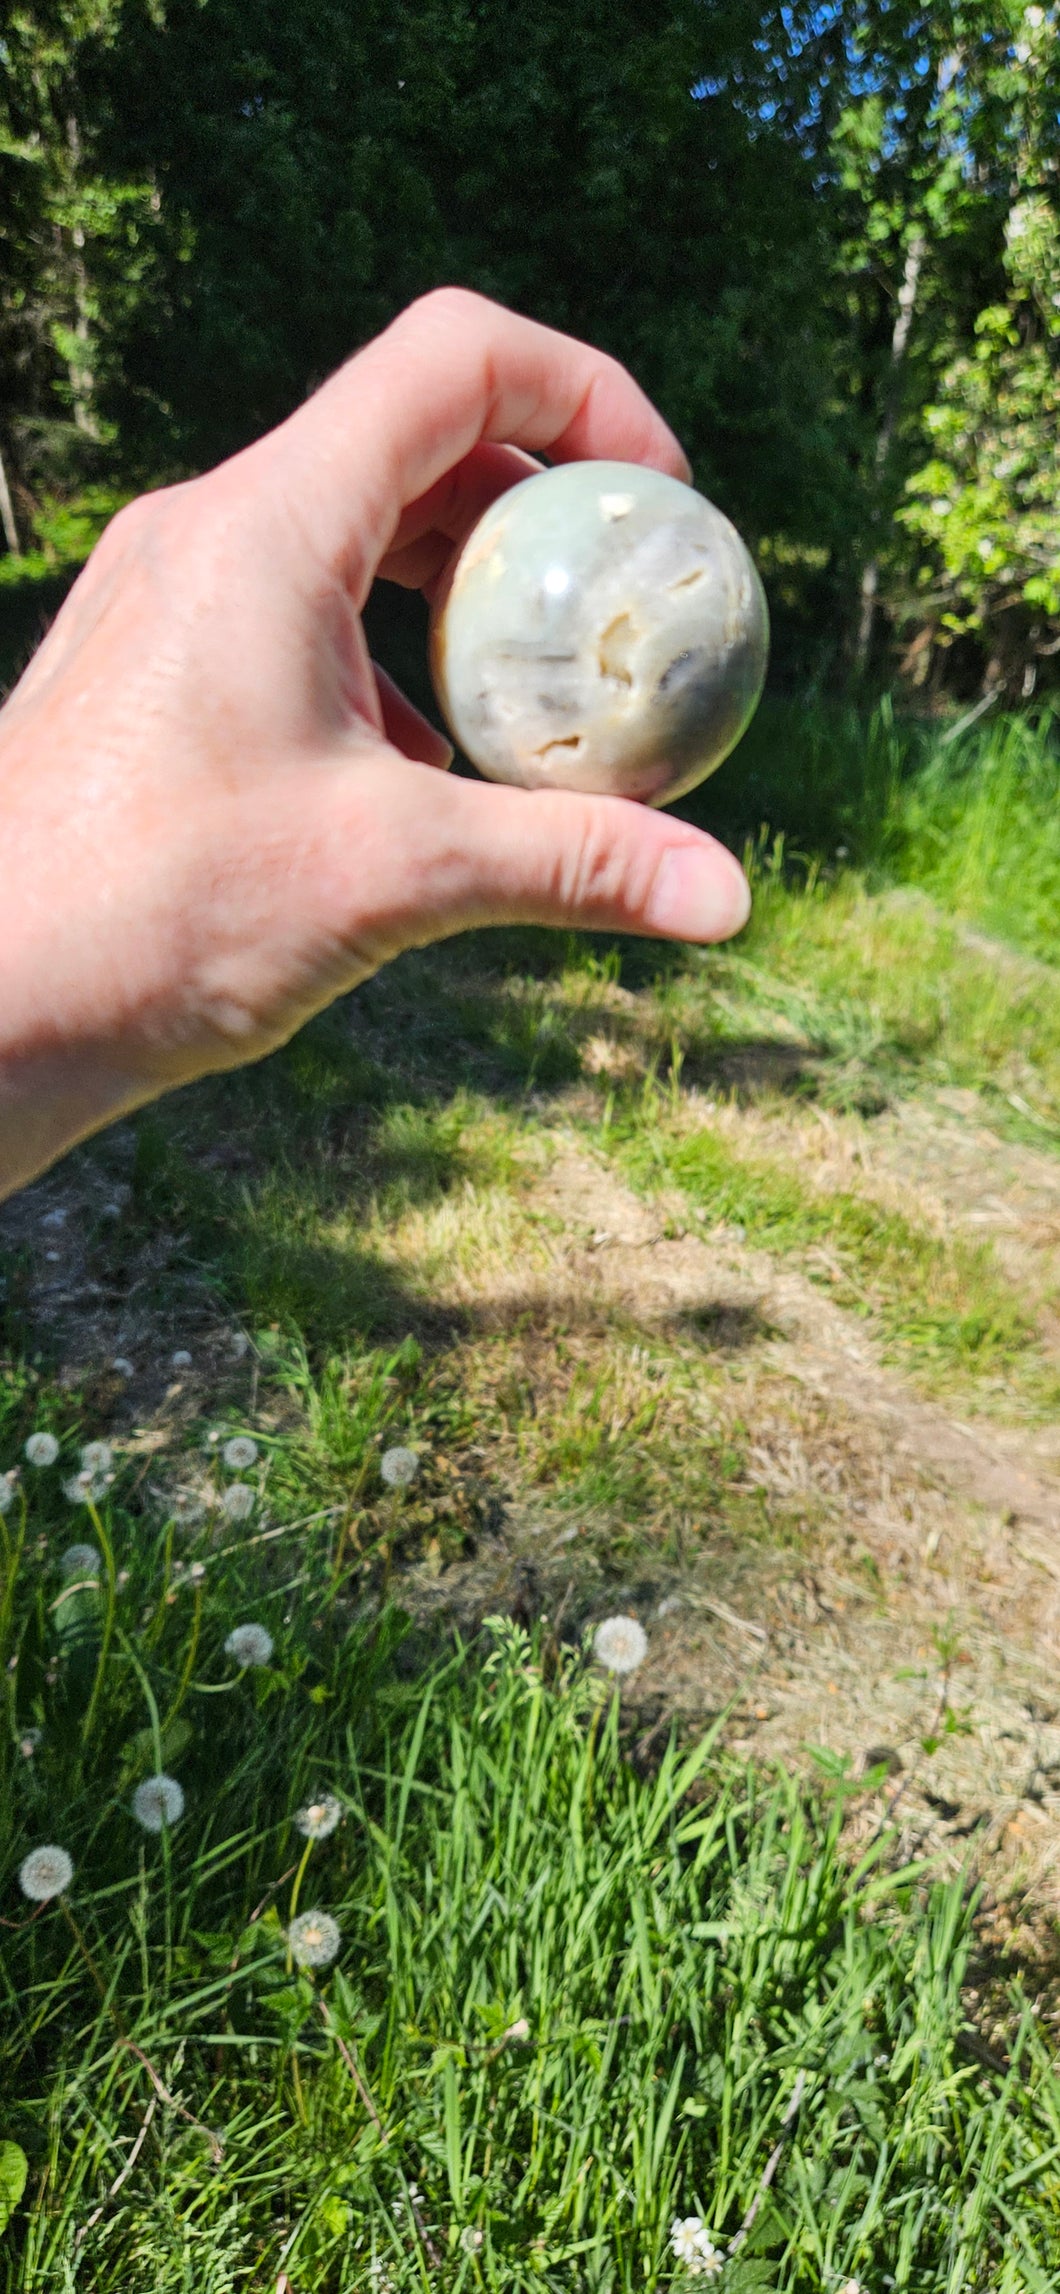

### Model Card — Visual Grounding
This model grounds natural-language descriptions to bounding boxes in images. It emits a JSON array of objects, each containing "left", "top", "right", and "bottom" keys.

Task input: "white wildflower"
[
  {"left": 459, "top": 2226, "right": 484, "bottom": 2253},
  {"left": 929, "top": 496, "right": 952, "bottom": 517},
  {"left": 25, "top": 1433, "right": 60, "bottom": 1468},
  {"left": 0, "top": 1473, "right": 17, "bottom": 1515},
  {"left": 288, "top": 1908, "right": 341, "bottom": 1968},
  {"left": 18, "top": 1844, "right": 74, "bottom": 1900},
  {"left": 294, "top": 1793, "right": 342, "bottom": 1840},
  {"left": 225, "top": 1622, "right": 273, "bottom": 1668},
  {"left": 220, "top": 1482, "right": 255, "bottom": 1522},
  {"left": 223, "top": 1435, "right": 258, "bottom": 1470},
  {"left": 132, "top": 1774, "right": 185, "bottom": 1832},
  {"left": 670, "top": 2218, "right": 723, "bottom": 2277},
  {"left": 1026, "top": 3, "right": 1044, "bottom": 25},
  {"left": 502, "top": 2016, "right": 530, "bottom": 2044},
  {"left": 380, "top": 1445, "right": 419, "bottom": 1488},
  {"left": 63, "top": 1470, "right": 108, "bottom": 1506},
  {"left": 837, "top": 2282, "right": 864, "bottom": 2294},
  {"left": 170, "top": 1350, "right": 193, "bottom": 1371},
  {"left": 592, "top": 1614, "right": 648, "bottom": 1675},
  {"left": 111, "top": 1357, "right": 135, "bottom": 1378},
  {"left": 19, "top": 1729, "right": 42, "bottom": 1758},
  {"left": 80, "top": 1441, "right": 113, "bottom": 1476},
  {"left": 59, "top": 1543, "right": 101, "bottom": 1580}
]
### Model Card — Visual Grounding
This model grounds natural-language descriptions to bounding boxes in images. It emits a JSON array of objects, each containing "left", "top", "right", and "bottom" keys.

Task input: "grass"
[
  {"left": 608, "top": 1097, "right": 1055, "bottom": 1410},
  {"left": 5, "top": 1460, "right": 1060, "bottom": 2292}
]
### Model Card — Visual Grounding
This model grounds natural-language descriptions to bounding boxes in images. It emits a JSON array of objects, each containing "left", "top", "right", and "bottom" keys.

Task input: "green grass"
[
  {"left": 5, "top": 1456, "right": 1060, "bottom": 2292},
  {"left": 606, "top": 1100, "right": 1056, "bottom": 1409}
]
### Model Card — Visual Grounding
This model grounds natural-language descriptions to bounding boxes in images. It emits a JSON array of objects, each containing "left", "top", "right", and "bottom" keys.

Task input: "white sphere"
[{"left": 430, "top": 461, "right": 768, "bottom": 807}]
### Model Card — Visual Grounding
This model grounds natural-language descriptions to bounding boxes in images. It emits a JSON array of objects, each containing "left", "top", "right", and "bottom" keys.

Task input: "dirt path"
[{"left": 403, "top": 1126, "right": 1060, "bottom": 1918}]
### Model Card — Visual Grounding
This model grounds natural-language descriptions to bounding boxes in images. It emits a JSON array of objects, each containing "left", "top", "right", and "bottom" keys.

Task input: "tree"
[{"left": 900, "top": 2, "right": 1060, "bottom": 695}]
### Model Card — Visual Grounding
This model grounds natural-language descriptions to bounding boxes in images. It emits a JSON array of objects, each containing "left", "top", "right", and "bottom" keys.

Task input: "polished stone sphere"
[{"left": 429, "top": 460, "right": 768, "bottom": 806}]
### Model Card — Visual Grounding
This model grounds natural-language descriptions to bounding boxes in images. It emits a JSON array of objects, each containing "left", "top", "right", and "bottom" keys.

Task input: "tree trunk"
[
  {"left": 65, "top": 113, "right": 98, "bottom": 439},
  {"left": 855, "top": 227, "right": 926, "bottom": 671},
  {"left": 0, "top": 443, "right": 21, "bottom": 556}
]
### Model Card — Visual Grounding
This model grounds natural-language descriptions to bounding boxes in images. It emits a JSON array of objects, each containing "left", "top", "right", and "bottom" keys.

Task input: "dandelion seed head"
[
  {"left": 63, "top": 1470, "right": 108, "bottom": 1506},
  {"left": 132, "top": 1774, "right": 185, "bottom": 1832},
  {"left": 459, "top": 2226, "right": 483, "bottom": 2254},
  {"left": 79, "top": 1441, "right": 113, "bottom": 1476},
  {"left": 380, "top": 1445, "right": 419, "bottom": 1488},
  {"left": 18, "top": 1844, "right": 74, "bottom": 1900},
  {"left": 220, "top": 1482, "right": 255, "bottom": 1522},
  {"left": 223, "top": 1435, "right": 258, "bottom": 1471},
  {"left": 592, "top": 1614, "right": 648, "bottom": 1675},
  {"left": 225, "top": 1622, "right": 273, "bottom": 1668},
  {"left": 170, "top": 1350, "right": 193, "bottom": 1371},
  {"left": 294, "top": 1793, "right": 342, "bottom": 1840},
  {"left": 288, "top": 1908, "right": 341, "bottom": 1968},
  {"left": 111, "top": 1357, "right": 135, "bottom": 1378},
  {"left": 25, "top": 1433, "right": 59, "bottom": 1468},
  {"left": 59, "top": 1543, "right": 101, "bottom": 1580}
]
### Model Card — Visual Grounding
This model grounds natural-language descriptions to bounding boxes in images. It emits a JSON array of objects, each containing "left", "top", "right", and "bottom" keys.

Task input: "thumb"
[{"left": 327, "top": 759, "right": 751, "bottom": 965}]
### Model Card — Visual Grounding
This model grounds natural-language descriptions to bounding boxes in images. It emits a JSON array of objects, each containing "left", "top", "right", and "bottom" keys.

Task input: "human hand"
[{"left": 0, "top": 288, "right": 751, "bottom": 1198}]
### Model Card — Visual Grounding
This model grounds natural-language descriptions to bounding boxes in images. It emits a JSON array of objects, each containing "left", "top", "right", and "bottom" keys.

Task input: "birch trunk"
[
  {"left": 855, "top": 228, "right": 926, "bottom": 671},
  {"left": 0, "top": 443, "right": 20, "bottom": 557}
]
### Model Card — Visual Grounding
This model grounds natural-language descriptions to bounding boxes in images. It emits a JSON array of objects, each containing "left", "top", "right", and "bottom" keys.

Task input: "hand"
[{"left": 0, "top": 288, "right": 751, "bottom": 1199}]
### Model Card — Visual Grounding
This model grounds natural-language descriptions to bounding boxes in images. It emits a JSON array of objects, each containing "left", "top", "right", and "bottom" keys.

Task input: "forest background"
[{"left": 3, "top": 0, "right": 1060, "bottom": 723}]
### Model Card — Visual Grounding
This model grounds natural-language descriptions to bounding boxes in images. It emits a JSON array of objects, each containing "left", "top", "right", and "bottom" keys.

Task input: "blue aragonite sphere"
[{"left": 429, "top": 460, "right": 768, "bottom": 806}]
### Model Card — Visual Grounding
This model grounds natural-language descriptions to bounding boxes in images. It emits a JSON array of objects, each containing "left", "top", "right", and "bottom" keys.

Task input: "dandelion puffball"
[
  {"left": 63, "top": 1471, "right": 108, "bottom": 1506},
  {"left": 223, "top": 1435, "right": 258, "bottom": 1471},
  {"left": 19, "top": 1844, "right": 74, "bottom": 1900},
  {"left": 220, "top": 1482, "right": 255, "bottom": 1523},
  {"left": 592, "top": 1614, "right": 648, "bottom": 1675},
  {"left": 294, "top": 1793, "right": 342, "bottom": 1840},
  {"left": 380, "top": 1445, "right": 419, "bottom": 1489},
  {"left": 111, "top": 1357, "right": 135, "bottom": 1378},
  {"left": 225, "top": 1622, "right": 274, "bottom": 1668},
  {"left": 288, "top": 1908, "right": 341, "bottom": 1969},
  {"left": 171, "top": 1349, "right": 193, "bottom": 1371},
  {"left": 132, "top": 1774, "right": 185, "bottom": 1832},
  {"left": 59, "top": 1543, "right": 102, "bottom": 1580},
  {"left": 79, "top": 1440, "right": 113, "bottom": 1476},
  {"left": 25, "top": 1432, "right": 60, "bottom": 1468}
]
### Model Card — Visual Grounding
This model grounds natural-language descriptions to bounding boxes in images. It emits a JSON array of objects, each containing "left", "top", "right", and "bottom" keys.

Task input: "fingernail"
[{"left": 645, "top": 846, "right": 752, "bottom": 942}]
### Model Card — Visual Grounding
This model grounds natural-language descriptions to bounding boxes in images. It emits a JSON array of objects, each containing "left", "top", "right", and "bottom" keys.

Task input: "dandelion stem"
[
  {"left": 285, "top": 1838, "right": 315, "bottom": 1972},
  {"left": 79, "top": 1499, "right": 116, "bottom": 1753},
  {"left": 159, "top": 1579, "right": 203, "bottom": 1737}
]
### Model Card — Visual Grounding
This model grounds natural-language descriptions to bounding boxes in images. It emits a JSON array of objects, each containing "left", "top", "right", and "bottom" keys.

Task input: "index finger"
[{"left": 266, "top": 287, "right": 692, "bottom": 605}]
